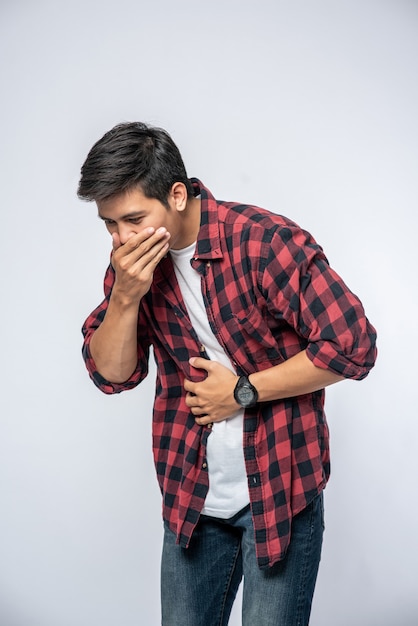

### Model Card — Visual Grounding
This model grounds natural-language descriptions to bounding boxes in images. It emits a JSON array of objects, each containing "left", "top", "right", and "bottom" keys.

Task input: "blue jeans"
[{"left": 161, "top": 493, "right": 324, "bottom": 626}]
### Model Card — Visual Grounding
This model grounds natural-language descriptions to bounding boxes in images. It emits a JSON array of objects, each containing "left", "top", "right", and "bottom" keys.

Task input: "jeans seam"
[
  {"left": 295, "top": 498, "right": 317, "bottom": 626},
  {"left": 217, "top": 540, "right": 242, "bottom": 626}
]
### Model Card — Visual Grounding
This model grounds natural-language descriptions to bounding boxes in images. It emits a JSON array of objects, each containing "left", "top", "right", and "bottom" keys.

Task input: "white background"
[{"left": 1, "top": 1, "right": 417, "bottom": 624}]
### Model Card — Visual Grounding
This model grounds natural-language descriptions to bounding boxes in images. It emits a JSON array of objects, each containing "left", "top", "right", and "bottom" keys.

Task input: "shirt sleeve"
[
  {"left": 81, "top": 263, "right": 151, "bottom": 394},
  {"left": 261, "top": 223, "right": 377, "bottom": 379}
]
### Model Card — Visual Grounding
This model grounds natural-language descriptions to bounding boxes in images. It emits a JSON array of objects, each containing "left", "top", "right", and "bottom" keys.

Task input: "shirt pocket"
[{"left": 232, "top": 305, "right": 284, "bottom": 365}]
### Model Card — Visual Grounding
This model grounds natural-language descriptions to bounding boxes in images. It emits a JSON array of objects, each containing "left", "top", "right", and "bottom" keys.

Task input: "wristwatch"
[{"left": 234, "top": 376, "right": 259, "bottom": 408}]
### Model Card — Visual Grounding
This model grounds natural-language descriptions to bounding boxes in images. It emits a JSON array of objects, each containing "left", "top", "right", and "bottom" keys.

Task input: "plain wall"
[{"left": 1, "top": 1, "right": 417, "bottom": 624}]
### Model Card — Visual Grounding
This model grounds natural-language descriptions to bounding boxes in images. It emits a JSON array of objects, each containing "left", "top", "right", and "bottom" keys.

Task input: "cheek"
[{"left": 148, "top": 213, "right": 166, "bottom": 226}]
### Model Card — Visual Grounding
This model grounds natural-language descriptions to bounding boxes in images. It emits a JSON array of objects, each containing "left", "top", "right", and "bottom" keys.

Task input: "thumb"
[{"left": 189, "top": 356, "right": 211, "bottom": 372}]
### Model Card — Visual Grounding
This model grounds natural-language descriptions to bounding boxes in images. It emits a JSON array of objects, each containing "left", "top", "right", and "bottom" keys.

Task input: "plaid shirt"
[{"left": 82, "top": 179, "right": 377, "bottom": 568}]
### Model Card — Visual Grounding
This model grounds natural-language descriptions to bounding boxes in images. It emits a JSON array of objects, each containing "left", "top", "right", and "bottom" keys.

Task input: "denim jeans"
[{"left": 161, "top": 492, "right": 324, "bottom": 626}]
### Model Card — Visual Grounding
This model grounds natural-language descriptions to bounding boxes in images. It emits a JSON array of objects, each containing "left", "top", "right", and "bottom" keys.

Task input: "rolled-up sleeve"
[
  {"left": 81, "top": 264, "right": 150, "bottom": 394},
  {"left": 262, "top": 224, "right": 377, "bottom": 379}
]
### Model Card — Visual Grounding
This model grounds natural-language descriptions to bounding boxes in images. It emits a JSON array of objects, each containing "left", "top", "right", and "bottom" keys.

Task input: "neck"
[{"left": 172, "top": 196, "right": 201, "bottom": 250}]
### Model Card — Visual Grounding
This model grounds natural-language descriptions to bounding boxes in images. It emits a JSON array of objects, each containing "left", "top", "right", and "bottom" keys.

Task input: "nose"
[{"left": 118, "top": 223, "right": 137, "bottom": 245}]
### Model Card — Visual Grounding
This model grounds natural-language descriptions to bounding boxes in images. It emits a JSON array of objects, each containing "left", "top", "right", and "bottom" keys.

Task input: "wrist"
[
  {"left": 233, "top": 375, "right": 259, "bottom": 408},
  {"left": 111, "top": 285, "right": 142, "bottom": 311}
]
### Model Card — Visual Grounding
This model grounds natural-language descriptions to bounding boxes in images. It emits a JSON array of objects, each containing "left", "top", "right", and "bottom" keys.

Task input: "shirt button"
[
  {"left": 250, "top": 474, "right": 260, "bottom": 486},
  {"left": 202, "top": 462, "right": 208, "bottom": 469},
  {"left": 206, "top": 261, "right": 211, "bottom": 267}
]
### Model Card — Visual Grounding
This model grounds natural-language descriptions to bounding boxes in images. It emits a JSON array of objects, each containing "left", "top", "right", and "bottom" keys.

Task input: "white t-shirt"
[{"left": 170, "top": 243, "right": 250, "bottom": 518}]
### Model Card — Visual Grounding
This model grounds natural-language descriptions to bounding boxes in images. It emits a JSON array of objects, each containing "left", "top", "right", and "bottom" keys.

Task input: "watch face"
[
  {"left": 237, "top": 385, "right": 256, "bottom": 407},
  {"left": 234, "top": 376, "right": 258, "bottom": 408}
]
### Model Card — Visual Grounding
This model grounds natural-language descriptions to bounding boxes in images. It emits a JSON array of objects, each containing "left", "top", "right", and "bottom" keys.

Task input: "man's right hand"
[
  {"left": 88, "top": 226, "right": 170, "bottom": 383},
  {"left": 111, "top": 227, "right": 171, "bottom": 305}
]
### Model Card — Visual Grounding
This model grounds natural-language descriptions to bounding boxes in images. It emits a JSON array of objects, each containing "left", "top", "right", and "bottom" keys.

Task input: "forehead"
[{"left": 97, "top": 187, "right": 152, "bottom": 217}]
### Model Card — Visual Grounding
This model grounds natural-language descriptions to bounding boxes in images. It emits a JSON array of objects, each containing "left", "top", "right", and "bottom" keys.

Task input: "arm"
[
  {"left": 184, "top": 351, "right": 343, "bottom": 425},
  {"left": 184, "top": 222, "right": 376, "bottom": 424},
  {"left": 86, "top": 227, "right": 170, "bottom": 384},
  {"left": 88, "top": 291, "right": 142, "bottom": 384},
  {"left": 249, "top": 349, "right": 343, "bottom": 401}
]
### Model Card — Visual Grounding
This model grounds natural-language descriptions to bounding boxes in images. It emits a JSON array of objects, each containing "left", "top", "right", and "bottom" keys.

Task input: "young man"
[{"left": 78, "top": 122, "right": 377, "bottom": 626}]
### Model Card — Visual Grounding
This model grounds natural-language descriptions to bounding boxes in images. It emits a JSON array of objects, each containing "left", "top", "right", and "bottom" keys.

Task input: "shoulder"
[
  {"left": 219, "top": 199, "right": 298, "bottom": 232},
  {"left": 218, "top": 199, "right": 316, "bottom": 251}
]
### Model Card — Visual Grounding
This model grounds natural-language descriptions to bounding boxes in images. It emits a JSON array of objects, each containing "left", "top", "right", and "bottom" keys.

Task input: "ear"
[{"left": 168, "top": 182, "right": 188, "bottom": 212}]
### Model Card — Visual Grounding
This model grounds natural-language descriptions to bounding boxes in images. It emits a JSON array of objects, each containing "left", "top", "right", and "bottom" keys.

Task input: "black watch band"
[{"left": 233, "top": 376, "right": 259, "bottom": 408}]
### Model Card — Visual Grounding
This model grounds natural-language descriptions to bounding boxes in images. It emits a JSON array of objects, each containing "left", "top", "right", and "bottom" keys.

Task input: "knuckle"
[
  {"left": 128, "top": 235, "right": 141, "bottom": 248},
  {"left": 126, "top": 266, "right": 137, "bottom": 278}
]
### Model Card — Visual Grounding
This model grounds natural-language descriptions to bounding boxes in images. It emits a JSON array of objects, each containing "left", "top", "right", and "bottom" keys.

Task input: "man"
[{"left": 78, "top": 122, "right": 377, "bottom": 626}]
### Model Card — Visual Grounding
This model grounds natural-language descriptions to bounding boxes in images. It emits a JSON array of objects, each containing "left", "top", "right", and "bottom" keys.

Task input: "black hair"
[{"left": 77, "top": 122, "right": 193, "bottom": 206}]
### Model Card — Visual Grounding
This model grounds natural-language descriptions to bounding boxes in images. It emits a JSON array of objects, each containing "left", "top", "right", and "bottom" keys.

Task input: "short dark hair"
[{"left": 77, "top": 122, "right": 193, "bottom": 206}]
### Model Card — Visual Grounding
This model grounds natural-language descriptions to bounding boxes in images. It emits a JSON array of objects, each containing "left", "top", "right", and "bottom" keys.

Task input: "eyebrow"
[{"left": 98, "top": 211, "right": 145, "bottom": 221}]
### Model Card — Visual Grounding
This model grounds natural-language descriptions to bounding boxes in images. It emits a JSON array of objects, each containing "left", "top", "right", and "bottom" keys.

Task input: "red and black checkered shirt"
[{"left": 82, "top": 179, "right": 377, "bottom": 568}]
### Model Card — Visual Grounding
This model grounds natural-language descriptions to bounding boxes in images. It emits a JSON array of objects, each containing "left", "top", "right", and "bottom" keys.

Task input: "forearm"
[
  {"left": 87, "top": 226, "right": 171, "bottom": 383},
  {"left": 89, "top": 289, "right": 140, "bottom": 383},
  {"left": 249, "top": 350, "right": 344, "bottom": 402},
  {"left": 186, "top": 351, "right": 344, "bottom": 426}
]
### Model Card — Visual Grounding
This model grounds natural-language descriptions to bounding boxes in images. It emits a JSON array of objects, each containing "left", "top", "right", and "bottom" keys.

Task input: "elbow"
[
  {"left": 341, "top": 333, "right": 378, "bottom": 381},
  {"left": 307, "top": 332, "right": 378, "bottom": 381}
]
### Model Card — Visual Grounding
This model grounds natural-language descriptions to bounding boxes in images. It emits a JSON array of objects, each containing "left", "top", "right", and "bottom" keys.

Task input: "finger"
[
  {"left": 114, "top": 227, "right": 155, "bottom": 257},
  {"left": 129, "top": 237, "right": 170, "bottom": 278},
  {"left": 185, "top": 392, "right": 200, "bottom": 408},
  {"left": 114, "top": 229, "right": 170, "bottom": 275},
  {"left": 113, "top": 227, "right": 159, "bottom": 256},
  {"left": 112, "top": 232, "right": 122, "bottom": 251},
  {"left": 195, "top": 415, "right": 213, "bottom": 427},
  {"left": 121, "top": 228, "right": 170, "bottom": 266},
  {"left": 184, "top": 379, "right": 196, "bottom": 393},
  {"left": 189, "top": 357, "right": 212, "bottom": 372},
  {"left": 190, "top": 406, "right": 206, "bottom": 416}
]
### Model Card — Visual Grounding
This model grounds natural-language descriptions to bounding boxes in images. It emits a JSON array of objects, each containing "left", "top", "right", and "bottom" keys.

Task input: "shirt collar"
[
  {"left": 152, "top": 179, "right": 223, "bottom": 292},
  {"left": 191, "top": 178, "right": 224, "bottom": 261}
]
